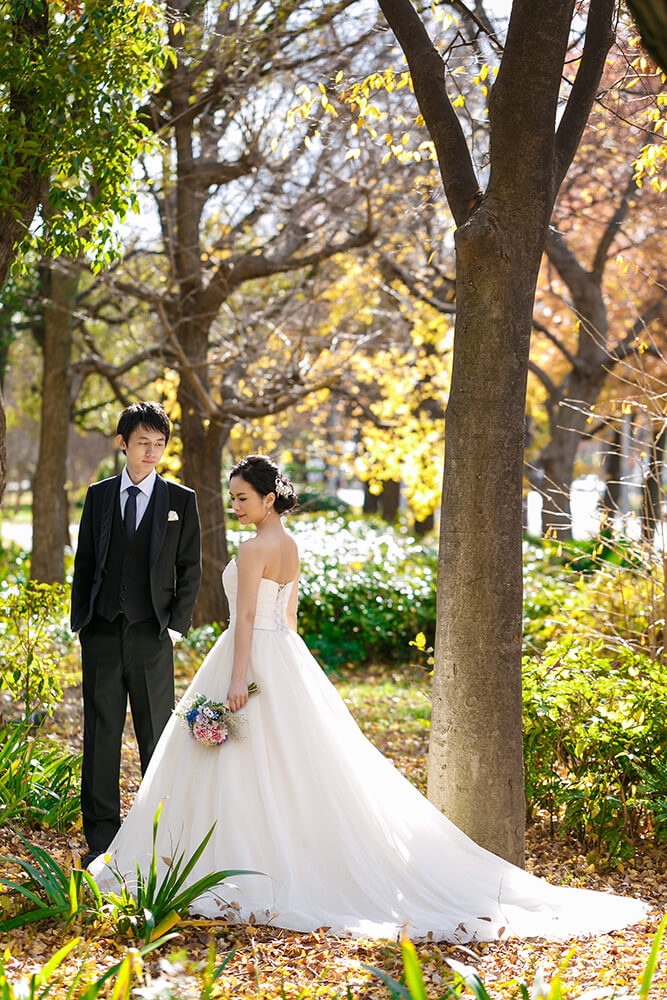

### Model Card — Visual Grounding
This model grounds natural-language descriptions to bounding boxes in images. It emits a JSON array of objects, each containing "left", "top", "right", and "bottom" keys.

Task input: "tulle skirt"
[{"left": 90, "top": 626, "right": 647, "bottom": 942}]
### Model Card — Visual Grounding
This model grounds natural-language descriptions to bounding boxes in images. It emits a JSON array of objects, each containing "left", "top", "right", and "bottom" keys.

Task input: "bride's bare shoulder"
[{"left": 237, "top": 536, "right": 266, "bottom": 564}]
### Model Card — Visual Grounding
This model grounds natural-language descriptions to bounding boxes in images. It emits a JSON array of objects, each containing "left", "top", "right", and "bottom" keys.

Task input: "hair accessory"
[{"left": 274, "top": 477, "right": 291, "bottom": 498}]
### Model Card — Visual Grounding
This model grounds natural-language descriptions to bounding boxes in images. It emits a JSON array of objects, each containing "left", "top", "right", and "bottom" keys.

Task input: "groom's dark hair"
[{"left": 117, "top": 401, "right": 171, "bottom": 446}]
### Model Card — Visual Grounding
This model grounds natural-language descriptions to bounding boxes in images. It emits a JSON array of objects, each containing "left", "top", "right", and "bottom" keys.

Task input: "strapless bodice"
[{"left": 222, "top": 559, "right": 295, "bottom": 632}]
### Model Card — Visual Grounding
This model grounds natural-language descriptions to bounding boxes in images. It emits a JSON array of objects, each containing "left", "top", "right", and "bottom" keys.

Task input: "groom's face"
[{"left": 117, "top": 425, "right": 167, "bottom": 482}]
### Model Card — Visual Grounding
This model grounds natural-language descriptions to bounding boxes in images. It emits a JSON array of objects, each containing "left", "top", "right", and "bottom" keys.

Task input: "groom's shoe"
[{"left": 81, "top": 849, "right": 103, "bottom": 869}]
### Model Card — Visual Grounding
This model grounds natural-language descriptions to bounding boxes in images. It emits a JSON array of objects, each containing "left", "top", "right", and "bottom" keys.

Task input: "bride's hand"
[{"left": 227, "top": 678, "right": 249, "bottom": 712}]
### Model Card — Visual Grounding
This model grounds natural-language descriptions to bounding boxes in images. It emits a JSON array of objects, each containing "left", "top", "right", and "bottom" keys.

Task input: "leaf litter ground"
[{"left": 0, "top": 666, "right": 665, "bottom": 998}]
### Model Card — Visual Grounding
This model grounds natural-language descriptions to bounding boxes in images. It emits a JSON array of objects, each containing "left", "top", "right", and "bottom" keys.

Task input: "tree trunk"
[
  {"left": 601, "top": 427, "right": 623, "bottom": 523},
  {"left": 626, "top": 0, "right": 667, "bottom": 74},
  {"left": 363, "top": 483, "right": 380, "bottom": 515},
  {"left": 0, "top": 383, "right": 6, "bottom": 508},
  {"left": 0, "top": 7, "right": 48, "bottom": 292},
  {"left": 378, "top": 0, "right": 614, "bottom": 864},
  {"left": 428, "top": 207, "right": 544, "bottom": 866},
  {"left": 380, "top": 480, "right": 401, "bottom": 522},
  {"left": 179, "top": 391, "right": 231, "bottom": 625},
  {"left": 640, "top": 422, "right": 666, "bottom": 544},
  {"left": 31, "top": 260, "right": 78, "bottom": 583},
  {"left": 414, "top": 510, "right": 435, "bottom": 536}
]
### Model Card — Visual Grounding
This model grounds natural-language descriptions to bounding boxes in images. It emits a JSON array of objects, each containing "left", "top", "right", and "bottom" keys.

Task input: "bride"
[{"left": 89, "top": 454, "right": 647, "bottom": 942}]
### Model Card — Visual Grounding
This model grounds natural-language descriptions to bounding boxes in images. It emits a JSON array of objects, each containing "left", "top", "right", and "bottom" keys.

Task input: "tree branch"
[
  {"left": 377, "top": 0, "right": 481, "bottom": 226},
  {"left": 527, "top": 359, "right": 560, "bottom": 402},
  {"left": 544, "top": 225, "right": 591, "bottom": 302},
  {"left": 605, "top": 300, "right": 665, "bottom": 365},
  {"left": 379, "top": 253, "right": 456, "bottom": 314},
  {"left": 200, "top": 209, "right": 377, "bottom": 325},
  {"left": 554, "top": 0, "right": 615, "bottom": 192},
  {"left": 186, "top": 156, "right": 260, "bottom": 189},
  {"left": 591, "top": 174, "right": 637, "bottom": 280},
  {"left": 532, "top": 316, "right": 580, "bottom": 371}
]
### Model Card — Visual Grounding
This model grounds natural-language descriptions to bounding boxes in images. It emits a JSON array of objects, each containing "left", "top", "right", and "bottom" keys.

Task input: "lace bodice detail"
[{"left": 222, "top": 559, "right": 294, "bottom": 632}]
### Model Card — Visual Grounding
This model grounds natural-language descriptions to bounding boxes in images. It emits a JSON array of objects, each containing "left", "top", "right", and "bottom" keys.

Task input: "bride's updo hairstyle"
[{"left": 229, "top": 455, "right": 298, "bottom": 515}]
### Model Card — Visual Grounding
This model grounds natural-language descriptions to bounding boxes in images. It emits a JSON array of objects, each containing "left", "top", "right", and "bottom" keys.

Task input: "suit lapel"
[
  {"left": 99, "top": 477, "right": 120, "bottom": 566},
  {"left": 150, "top": 475, "right": 169, "bottom": 567}
]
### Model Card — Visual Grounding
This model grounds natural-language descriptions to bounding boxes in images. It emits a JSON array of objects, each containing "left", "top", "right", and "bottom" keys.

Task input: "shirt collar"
[{"left": 120, "top": 467, "right": 157, "bottom": 498}]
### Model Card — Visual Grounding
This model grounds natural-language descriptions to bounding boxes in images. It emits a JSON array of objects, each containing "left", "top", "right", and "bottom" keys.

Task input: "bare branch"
[
  {"left": 591, "top": 174, "right": 637, "bottom": 280},
  {"left": 379, "top": 252, "right": 456, "bottom": 314},
  {"left": 606, "top": 300, "right": 665, "bottom": 365},
  {"left": 527, "top": 359, "right": 560, "bottom": 402},
  {"left": 532, "top": 316, "right": 581, "bottom": 371},
  {"left": 378, "top": 0, "right": 482, "bottom": 225},
  {"left": 554, "top": 0, "right": 615, "bottom": 192}
]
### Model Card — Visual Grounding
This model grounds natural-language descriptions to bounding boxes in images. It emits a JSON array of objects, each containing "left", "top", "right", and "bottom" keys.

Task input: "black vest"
[{"left": 95, "top": 488, "right": 156, "bottom": 624}]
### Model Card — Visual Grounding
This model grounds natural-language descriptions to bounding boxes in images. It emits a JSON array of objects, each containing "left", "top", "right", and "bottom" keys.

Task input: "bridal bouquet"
[{"left": 176, "top": 683, "right": 260, "bottom": 747}]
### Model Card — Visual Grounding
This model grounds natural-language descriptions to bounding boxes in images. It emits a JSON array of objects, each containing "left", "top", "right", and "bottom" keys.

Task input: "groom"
[{"left": 71, "top": 401, "right": 201, "bottom": 867}]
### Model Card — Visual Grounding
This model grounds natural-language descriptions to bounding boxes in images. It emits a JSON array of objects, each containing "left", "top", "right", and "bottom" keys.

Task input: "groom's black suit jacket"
[{"left": 71, "top": 474, "right": 201, "bottom": 636}]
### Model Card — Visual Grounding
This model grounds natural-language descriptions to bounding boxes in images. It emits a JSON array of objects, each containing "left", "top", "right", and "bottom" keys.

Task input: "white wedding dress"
[{"left": 90, "top": 561, "right": 647, "bottom": 942}]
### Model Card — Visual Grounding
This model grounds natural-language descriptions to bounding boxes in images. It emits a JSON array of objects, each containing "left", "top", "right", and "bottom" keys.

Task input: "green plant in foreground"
[
  {"left": 0, "top": 826, "right": 103, "bottom": 932},
  {"left": 0, "top": 721, "right": 81, "bottom": 830},
  {"left": 0, "top": 804, "right": 258, "bottom": 945},
  {"left": 0, "top": 582, "right": 72, "bottom": 718},
  {"left": 367, "top": 914, "right": 666, "bottom": 1000},
  {"left": 104, "top": 800, "right": 259, "bottom": 944}
]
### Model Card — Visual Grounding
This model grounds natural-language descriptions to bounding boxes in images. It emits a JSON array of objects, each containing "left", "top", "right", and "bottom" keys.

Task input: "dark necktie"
[{"left": 124, "top": 485, "right": 140, "bottom": 539}]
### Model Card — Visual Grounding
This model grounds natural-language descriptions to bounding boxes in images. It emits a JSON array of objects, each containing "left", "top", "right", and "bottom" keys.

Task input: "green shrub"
[
  {"left": 0, "top": 721, "right": 81, "bottom": 830},
  {"left": 0, "top": 541, "right": 29, "bottom": 589},
  {"left": 523, "top": 639, "right": 667, "bottom": 858},
  {"left": 0, "top": 805, "right": 256, "bottom": 946},
  {"left": 104, "top": 802, "right": 257, "bottom": 945},
  {"left": 0, "top": 582, "right": 75, "bottom": 718},
  {"left": 229, "top": 516, "right": 438, "bottom": 668}
]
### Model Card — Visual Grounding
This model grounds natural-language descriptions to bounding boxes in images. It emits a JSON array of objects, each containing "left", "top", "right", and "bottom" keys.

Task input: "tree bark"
[
  {"left": 0, "top": 6, "right": 48, "bottom": 291},
  {"left": 640, "top": 422, "right": 666, "bottom": 544},
  {"left": 380, "top": 0, "right": 614, "bottom": 864},
  {"left": 181, "top": 415, "right": 231, "bottom": 626},
  {"left": 429, "top": 206, "right": 541, "bottom": 864},
  {"left": 626, "top": 0, "right": 667, "bottom": 74},
  {"left": 31, "top": 260, "right": 78, "bottom": 583},
  {"left": 601, "top": 427, "right": 623, "bottom": 521},
  {"left": 0, "top": 383, "right": 6, "bottom": 508}
]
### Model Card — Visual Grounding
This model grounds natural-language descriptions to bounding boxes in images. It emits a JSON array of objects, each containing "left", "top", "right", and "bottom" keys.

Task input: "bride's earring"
[{"left": 255, "top": 505, "right": 272, "bottom": 529}]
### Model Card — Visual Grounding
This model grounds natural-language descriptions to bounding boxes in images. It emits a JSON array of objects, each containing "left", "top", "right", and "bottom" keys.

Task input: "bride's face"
[{"left": 229, "top": 475, "right": 273, "bottom": 526}]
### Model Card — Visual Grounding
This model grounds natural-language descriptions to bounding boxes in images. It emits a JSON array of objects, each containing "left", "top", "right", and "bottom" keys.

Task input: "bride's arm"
[
  {"left": 286, "top": 567, "right": 300, "bottom": 631},
  {"left": 228, "top": 540, "right": 264, "bottom": 711}
]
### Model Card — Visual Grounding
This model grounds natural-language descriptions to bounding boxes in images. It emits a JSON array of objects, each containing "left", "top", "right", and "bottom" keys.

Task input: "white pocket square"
[{"left": 167, "top": 510, "right": 179, "bottom": 522}]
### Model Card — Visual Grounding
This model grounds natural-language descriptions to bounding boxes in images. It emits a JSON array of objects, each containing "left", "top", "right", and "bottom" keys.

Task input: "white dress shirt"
[
  {"left": 119, "top": 467, "right": 181, "bottom": 643},
  {"left": 120, "top": 467, "right": 156, "bottom": 529}
]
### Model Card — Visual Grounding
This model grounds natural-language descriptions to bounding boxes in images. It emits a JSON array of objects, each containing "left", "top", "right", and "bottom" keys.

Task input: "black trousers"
[{"left": 80, "top": 615, "right": 174, "bottom": 852}]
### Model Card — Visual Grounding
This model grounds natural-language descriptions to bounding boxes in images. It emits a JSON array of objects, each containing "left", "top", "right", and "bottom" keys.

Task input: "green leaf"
[{"left": 639, "top": 913, "right": 667, "bottom": 1000}]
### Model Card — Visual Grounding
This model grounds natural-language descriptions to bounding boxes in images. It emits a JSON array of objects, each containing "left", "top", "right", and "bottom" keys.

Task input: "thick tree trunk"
[
  {"left": 0, "top": 384, "right": 6, "bottom": 508},
  {"left": 414, "top": 510, "right": 435, "bottom": 536},
  {"left": 379, "top": 0, "right": 614, "bottom": 864},
  {"left": 626, "top": 0, "right": 667, "bottom": 74},
  {"left": 428, "top": 208, "right": 543, "bottom": 865},
  {"left": 31, "top": 261, "right": 77, "bottom": 583},
  {"left": 601, "top": 427, "right": 623, "bottom": 522},
  {"left": 0, "top": 6, "right": 48, "bottom": 291},
  {"left": 363, "top": 483, "right": 380, "bottom": 515},
  {"left": 539, "top": 365, "right": 610, "bottom": 537},
  {"left": 179, "top": 391, "right": 231, "bottom": 625},
  {"left": 640, "top": 423, "right": 666, "bottom": 544},
  {"left": 362, "top": 479, "right": 401, "bottom": 521}
]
